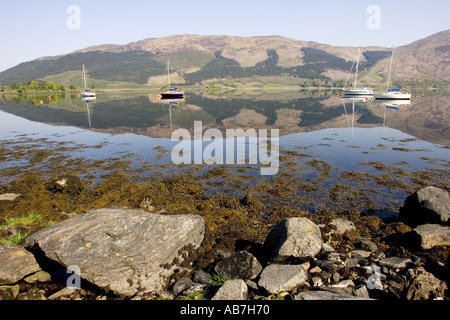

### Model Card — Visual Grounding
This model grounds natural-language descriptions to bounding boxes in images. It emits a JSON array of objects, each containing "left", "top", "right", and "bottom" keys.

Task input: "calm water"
[{"left": 1, "top": 90, "right": 449, "bottom": 217}]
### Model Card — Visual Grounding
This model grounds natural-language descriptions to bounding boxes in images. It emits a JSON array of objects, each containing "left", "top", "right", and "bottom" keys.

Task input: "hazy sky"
[{"left": 0, "top": 0, "right": 449, "bottom": 72}]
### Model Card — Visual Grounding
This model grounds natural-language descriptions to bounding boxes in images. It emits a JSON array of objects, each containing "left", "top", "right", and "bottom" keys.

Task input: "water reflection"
[
  {"left": 0, "top": 91, "right": 448, "bottom": 146},
  {"left": 82, "top": 96, "right": 96, "bottom": 128}
]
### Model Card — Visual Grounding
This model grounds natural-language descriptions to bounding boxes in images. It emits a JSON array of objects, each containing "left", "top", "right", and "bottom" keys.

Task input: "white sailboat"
[
  {"left": 159, "top": 60, "right": 184, "bottom": 99},
  {"left": 81, "top": 64, "right": 96, "bottom": 98},
  {"left": 343, "top": 48, "right": 373, "bottom": 97},
  {"left": 374, "top": 46, "right": 411, "bottom": 100}
]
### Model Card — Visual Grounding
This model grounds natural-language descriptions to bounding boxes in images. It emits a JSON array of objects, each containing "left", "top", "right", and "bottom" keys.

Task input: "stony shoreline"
[{"left": 0, "top": 180, "right": 448, "bottom": 301}]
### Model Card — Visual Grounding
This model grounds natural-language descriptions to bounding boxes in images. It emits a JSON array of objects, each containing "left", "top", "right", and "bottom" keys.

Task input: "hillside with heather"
[{"left": 0, "top": 30, "right": 448, "bottom": 89}]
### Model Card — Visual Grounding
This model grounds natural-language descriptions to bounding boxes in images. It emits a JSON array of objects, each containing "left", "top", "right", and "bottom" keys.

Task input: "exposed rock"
[
  {"left": 0, "top": 193, "right": 21, "bottom": 201},
  {"left": 400, "top": 186, "right": 450, "bottom": 226},
  {"left": 23, "top": 270, "right": 52, "bottom": 284},
  {"left": 358, "top": 240, "right": 378, "bottom": 252},
  {"left": 330, "top": 218, "right": 356, "bottom": 235},
  {"left": 351, "top": 250, "right": 372, "bottom": 258},
  {"left": 44, "top": 175, "right": 84, "bottom": 195},
  {"left": 47, "top": 287, "right": 76, "bottom": 300},
  {"left": 214, "top": 250, "right": 262, "bottom": 280},
  {"left": 0, "top": 285, "right": 20, "bottom": 300},
  {"left": 193, "top": 270, "right": 211, "bottom": 285},
  {"left": 25, "top": 208, "right": 207, "bottom": 297},
  {"left": 3, "top": 225, "right": 31, "bottom": 237},
  {"left": 172, "top": 277, "right": 195, "bottom": 296},
  {"left": 405, "top": 267, "right": 447, "bottom": 300},
  {"left": 295, "top": 290, "right": 371, "bottom": 300},
  {"left": 263, "top": 217, "right": 322, "bottom": 262},
  {"left": 212, "top": 279, "right": 248, "bottom": 300},
  {"left": 17, "top": 288, "right": 46, "bottom": 300},
  {"left": 379, "top": 257, "right": 413, "bottom": 270},
  {"left": 0, "top": 245, "right": 41, "bottom": 285},
  {"left": 414, "top": 224, "right": 450, "bottom": 249},
  {"left": 258, "top": 264, "right": 308, "bottom": 294}
]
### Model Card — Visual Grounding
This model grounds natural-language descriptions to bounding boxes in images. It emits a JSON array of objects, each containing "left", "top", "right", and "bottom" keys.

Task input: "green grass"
[
  {"left": 0, "top": 232, "right": 29, "bottom": 245},
  {"left": 0, "top": 212, "right": 42, "bottom": 230},
  {"left": 209, "top": 272, "right": 231, "bottom": 287},
  {"left": 0, "top": 212, "right": 44, "bottom": 245}
]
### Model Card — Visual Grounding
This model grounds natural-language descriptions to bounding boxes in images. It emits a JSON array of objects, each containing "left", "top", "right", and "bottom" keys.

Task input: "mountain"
[{"left": 0, "top": 31, "right": 448, "bottom": 87}]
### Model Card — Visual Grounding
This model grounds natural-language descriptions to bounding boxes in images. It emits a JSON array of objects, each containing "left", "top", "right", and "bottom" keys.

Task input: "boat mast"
[
  {"left": 167, "top": 60, "right": 170, "bottom": 90},
  {"left": 354, "top": 48, "right": 360, "bottom": 88},
  {"left": 82, "top": 64, "right": 87, "bottom": 90},
  {"left": 386, "top": 46, "right": 395, "bottom": 91}
]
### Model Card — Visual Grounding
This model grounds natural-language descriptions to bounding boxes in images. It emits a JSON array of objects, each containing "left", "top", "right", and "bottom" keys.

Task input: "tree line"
[{"left": 0, "top": 80, "right": 73, "bottom": 93}]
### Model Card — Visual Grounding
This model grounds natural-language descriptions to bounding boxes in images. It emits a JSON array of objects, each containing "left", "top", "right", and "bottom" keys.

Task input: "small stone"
[
  {"left": 47, "top": 287, "right": 76, "bottom": 300},
  {"left": 295, "top": 290, "right": 370, "bottom": 300},
  {"left": 414, "top": 224, "right": 450, "bottom": 249},
  {"left": 0, "top": 285, "right": 20, "bottom": 300},
  {"left": 359, "top": 240, "right": 378, "bottom": 252},
  {"left": 23, "top": 270, "right": 52, "bottom": 284},
  {"left": 172, "top": 277, "right": 195, "bottom": 296},
  {"left": 311, "top": 276, "right": 323, "bottom": 287},
  {"left": 353, "top": 285, "right": 370, "bottom": 299},
  {"left": 212, "top": 279, "right": 248, "bottom": 300},
  {"left": 245, "top": 280, "right": 258, "bottom": 291},
  {"left": 0, "top": 193, "right": 21, "bottom": 201},
  {"left": 405, "top": 267, "right": 447, "bottom": 300},
  {"left": 330, "top": 279, "right": 354, "bottom": 288},
  {"left": 193, "top": 270, "right": 211, "bottom": 284},
  {"left": 214, "top": 251, "right": 262, "bottom": 280},
  {"left": 258, "top": 264, "right": 308, "bottom": 294},
  {"left": 17, "top": 289, "right": 46, "bottom": 300},
  {"left": 309, "top": 266, "right": 322, "bottom": 274},
  {"left": 351, "top": 250, "right": 372, "bottom": 258},
  {"left": 321, "top": 243, "right": 335, "bottom": 253},
  {"left": 330, "top": 218, "right": 356, "bottom": 235},
  {"left": 345, "top": 258, "right": 359, "bottom": 268},
  {"left": 379, "top": 257, "right": 413, "bottom": 269}
]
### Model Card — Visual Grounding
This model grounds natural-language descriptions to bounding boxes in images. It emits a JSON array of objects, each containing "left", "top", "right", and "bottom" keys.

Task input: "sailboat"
[
  {"left": 374, "top": 46, "right": 411, "bottom": 100},
  {"left": 81, "top": 64, "right": 96, "bottom": 98},
  {"left": 159, "top": 60, "right": 184, "bottom": 99},
  {"left": 343, "top": 48, "right": 373, "bottom": 97}
]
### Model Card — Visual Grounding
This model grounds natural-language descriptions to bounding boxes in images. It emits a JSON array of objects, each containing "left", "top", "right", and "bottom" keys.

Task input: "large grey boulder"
[
  {"left": 0, "top": 245, "right": 41, "bottom": 285},
  {"left": 413, "top": 224, "right": 450, "bottom": 249},
  {"left": 400, "top": 186, "right": 450, "bottom": 226},
  {"left": 258, "top": 264, "right": 308, "bottom": 294},
  {"left": 25, "top": 208, "right": 207, "bottom": 296},
  {"left": 263, "top": 217, "right": 322, "bottom": 262}
]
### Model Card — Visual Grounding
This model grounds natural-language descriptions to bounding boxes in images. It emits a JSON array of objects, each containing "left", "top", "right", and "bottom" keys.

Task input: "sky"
[{"left": 0, "top": 0, "right": 449, "bottom": 72}]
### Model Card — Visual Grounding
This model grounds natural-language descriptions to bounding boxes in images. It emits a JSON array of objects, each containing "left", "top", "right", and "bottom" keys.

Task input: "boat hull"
[
  {"left": 343, "top": 88, "right": 373, "bottom": 97},
  {"left": 374, "top": 92, "right": 411, "bottom": 100},
  {"left": 161, "top": 93, "right": 184, "bottom": 99}
]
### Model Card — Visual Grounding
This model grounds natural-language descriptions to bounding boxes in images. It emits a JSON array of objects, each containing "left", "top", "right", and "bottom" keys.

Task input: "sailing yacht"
[
  {"left": 159, "top": 60, "right": 184, "bottom": 99},
  {"left": 81, "top": 64, "right": 96, "bottom": 98},
  {"left": 374, "top": 46, "right": 411, "bottom": 100},
  {"left": 343, "top": 48, "right": 373, "bottom": 97}
]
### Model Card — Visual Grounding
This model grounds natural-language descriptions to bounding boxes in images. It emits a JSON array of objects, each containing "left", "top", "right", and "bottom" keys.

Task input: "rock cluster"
[{"left": 0, "top": 186, "right": 448, "bottom": 300}]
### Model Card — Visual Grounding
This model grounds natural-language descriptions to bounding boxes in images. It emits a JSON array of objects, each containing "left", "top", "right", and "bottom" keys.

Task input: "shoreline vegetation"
[{"left": 1, "top": 77, "right": 448, "bottom": 95}]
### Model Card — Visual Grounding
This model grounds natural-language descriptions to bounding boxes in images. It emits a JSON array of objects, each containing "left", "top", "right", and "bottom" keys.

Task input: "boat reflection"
[
  {"left": 373, "top": 99, "right": 410, "bottom": 139},
  {"left": 156, "top": 96, "right": 185, "bottom": 129},
  {"left": 341, "top": 96, "right": 373, "bottom": 139},
  {"left": 82, "top": 96, "right": 96, "bottom": 128}
]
